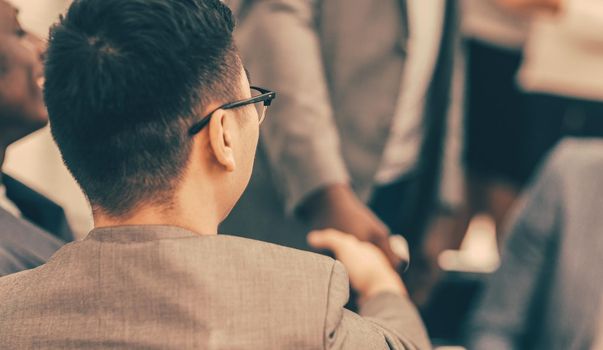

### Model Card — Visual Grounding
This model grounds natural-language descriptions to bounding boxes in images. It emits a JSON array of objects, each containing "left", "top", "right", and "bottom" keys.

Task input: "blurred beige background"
[{"left": 5, "top": 0, "right": 91, "bottom": 237}]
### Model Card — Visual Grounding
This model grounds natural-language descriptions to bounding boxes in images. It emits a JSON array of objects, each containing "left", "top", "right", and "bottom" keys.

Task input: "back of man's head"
[{"left": 44, "top": 0, "right": 241, "bottom": 217}]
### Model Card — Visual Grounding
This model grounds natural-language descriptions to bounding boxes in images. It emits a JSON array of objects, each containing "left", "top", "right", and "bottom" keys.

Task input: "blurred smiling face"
[{"left": 0, "top": 0, "right": 48, "bottom": 139}]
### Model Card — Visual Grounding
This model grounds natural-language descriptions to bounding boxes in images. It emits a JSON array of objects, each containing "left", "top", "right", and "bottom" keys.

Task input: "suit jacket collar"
[{"left": 86, "top": 225, "right": 210, "bottom": 243}]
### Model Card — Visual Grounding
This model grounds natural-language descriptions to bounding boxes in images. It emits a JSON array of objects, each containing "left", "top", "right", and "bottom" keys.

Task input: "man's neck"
[
  {"left": 92, "top": 160, "right": 231, "bottom": 237},
  {"left": 94, "top": 204, "right": 221, "bottom": 237}
]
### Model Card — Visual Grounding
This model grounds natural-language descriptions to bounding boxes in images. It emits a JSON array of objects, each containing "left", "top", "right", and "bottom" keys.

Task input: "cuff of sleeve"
[
  {"left": 359, "top": 291, "right": 411, "bottom": 318},
  {"left": 360, "top": 292, "right": 432, "bottom": 350},
  {"left": 468, "top": 334, "right": 514, "bottom": 350},
  {"left": 282, "top": 156, "right": 350, "bottom": 216}
]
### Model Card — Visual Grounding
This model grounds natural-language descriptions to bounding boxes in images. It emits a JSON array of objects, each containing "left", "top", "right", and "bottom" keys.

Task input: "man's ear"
[{"left": 208, "top": 109, "right": 236, "bottom": 172}]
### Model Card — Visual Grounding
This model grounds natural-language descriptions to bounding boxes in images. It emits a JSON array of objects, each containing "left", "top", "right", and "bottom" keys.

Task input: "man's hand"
[
  {"left": 298, "top": 184, "right": 401, "bottom": 268},
  {"left": 497, "top": 0, "right": 562, "bottom": 15},
  {"left": 308, "top": 229, "right": 407, "bottom": 301}
]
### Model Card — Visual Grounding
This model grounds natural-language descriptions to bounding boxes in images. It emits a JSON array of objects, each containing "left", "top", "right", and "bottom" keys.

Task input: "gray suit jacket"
[
  {"left": 0, "top": 225, "right": 430, "bottom": 349},
  {"left": 221, "top": 0, "right": 458, "bottom": 250},
  {"left": 468, "top": 139, "right": 603, "bottom": 350},
  {"left": 0, "top": 175, "right": 73, "bottom": 276}
]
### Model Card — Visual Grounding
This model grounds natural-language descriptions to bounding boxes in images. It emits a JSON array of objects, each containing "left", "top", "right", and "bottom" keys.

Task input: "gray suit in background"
[
  {"left": 0, "top": 175, "right": 73, "bottom": 276},
  {"left": 221, "top": 0, "right": 458, "bottom": 250},
  {"left": 468, "top": 139, "right": 603, "bottom": 350},
  {"left": 0, "top": 225, "right": 430, "bottom": 349}
]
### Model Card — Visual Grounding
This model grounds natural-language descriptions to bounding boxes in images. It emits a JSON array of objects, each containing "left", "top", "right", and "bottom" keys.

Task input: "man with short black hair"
[
  {"left": 0, "top": 0, "right": 73, "bottom": 276},
  {"left": 0, "top": 0, "right": 429, "bottom": 348}
]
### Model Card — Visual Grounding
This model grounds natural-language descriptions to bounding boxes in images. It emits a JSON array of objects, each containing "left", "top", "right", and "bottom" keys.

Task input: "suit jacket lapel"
[
  {"left": 398, "top": 0, "right": 459, "bottom": 245},
  {"left": 3, "top": 175, "right": 74, "bottom": 242}
]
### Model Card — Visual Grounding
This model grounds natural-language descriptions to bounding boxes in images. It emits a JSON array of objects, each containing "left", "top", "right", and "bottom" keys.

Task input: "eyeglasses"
[{"left": 189, "top": 86, "right": 276, "bottom": 135}]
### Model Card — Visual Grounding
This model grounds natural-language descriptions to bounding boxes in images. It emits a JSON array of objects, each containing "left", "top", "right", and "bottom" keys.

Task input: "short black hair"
[{"left": 45, "top": 0, "right": 241, "bottom": 216}]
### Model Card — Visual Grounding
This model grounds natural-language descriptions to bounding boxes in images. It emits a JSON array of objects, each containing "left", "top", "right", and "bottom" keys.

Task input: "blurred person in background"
[
  {"left": 417, "top": 4, "right": 532, "bottom": 338},
  {"left": 462, "top": 0, "right": 603, "bottom": 242},
  {"left": 467, "top": 139, "right": 603, "bottom": 350},
  {"left": 0, "top": 0, "right": 431, "bottom": 348},
  {"left": 222, "top": 0, "right": 462, "bottom": 297},
  {"left": 513, "top": 0, "right": 603, "bottom": 181},
  {"left": 467, "top": 1, "right": 603, "bottom": 348},
  {"left": 462, "top": 0, "right": 531, "bottom": 237},
  {"left": 0, "top": 0, "right": 73, "bottom": 276}
]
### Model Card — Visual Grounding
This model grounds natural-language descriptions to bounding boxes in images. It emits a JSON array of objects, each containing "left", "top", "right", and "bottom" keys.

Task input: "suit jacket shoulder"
[
  {"left": 0, "top": 227, "right": 429, "bottom": 349},
  {"left": 0, "top": 229, "right": 338, "bottom": 348}
]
